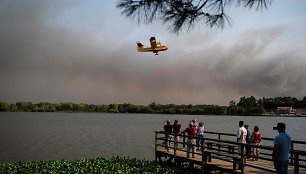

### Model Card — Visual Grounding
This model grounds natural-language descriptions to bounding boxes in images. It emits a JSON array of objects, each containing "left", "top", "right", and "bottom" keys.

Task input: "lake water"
[{"left": 0, "top": 112, "right": 305, "bottom": 163}]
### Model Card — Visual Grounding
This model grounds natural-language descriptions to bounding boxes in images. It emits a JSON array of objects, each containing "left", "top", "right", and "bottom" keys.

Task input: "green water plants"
[{"left": 0, "top": 156, "right": 195, "bottom": 174}]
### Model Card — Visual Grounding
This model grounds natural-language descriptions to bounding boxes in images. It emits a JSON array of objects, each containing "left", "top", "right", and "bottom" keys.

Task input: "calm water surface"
[{"left": 0, "top": 112, "right": 305, "bottom": 162}]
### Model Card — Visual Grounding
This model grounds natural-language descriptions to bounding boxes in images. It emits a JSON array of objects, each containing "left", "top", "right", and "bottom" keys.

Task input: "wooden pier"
[{"left": 155, "top": 131, "right": 306, "bottom": 174}]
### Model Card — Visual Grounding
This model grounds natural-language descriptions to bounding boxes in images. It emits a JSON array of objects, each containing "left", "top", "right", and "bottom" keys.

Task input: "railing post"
[
  {"left": 155, "top": 131, "right": 157, "bottom": 160},
  {"left": 294, "top": 152, "right": 299, "bottom": 174},
  {"left": 291, "top": 142, "right": 294, "bottom": 164},
  {"left": 218, "top": 133, "right": 221, "bottom": 152},
  {"left": 206, "top": 142, "right": 212, "bottom": 162},
  {"left": 201, "top": 136, "right": 205, "bottom": 151},
  {"left": 202, "top": 147, "right": 207, "bottom": 174},
  {"left": 183, "top": 132, "right": 186, "bottom": 148},
  {"left": 240, "top": 143, "right": 245, "bottom": 174},
  {"left": 174, "top": 135, "right": 177, "bottom": 156}
]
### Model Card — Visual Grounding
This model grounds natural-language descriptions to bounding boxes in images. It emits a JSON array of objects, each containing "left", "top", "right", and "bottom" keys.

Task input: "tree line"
[{"left": 1, "top": 96, "right": 306, "bottom": 115}]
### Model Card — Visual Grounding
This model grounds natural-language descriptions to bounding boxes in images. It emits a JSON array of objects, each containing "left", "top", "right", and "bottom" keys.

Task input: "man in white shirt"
[{"left": 236, "top": 121, "right": 247, "bottom": 154}]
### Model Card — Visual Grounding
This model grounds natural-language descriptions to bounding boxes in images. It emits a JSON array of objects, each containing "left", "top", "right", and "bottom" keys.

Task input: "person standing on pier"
[
  {"left": 250, "top": 126, "right": 261, "bottom": 161},
  {"left": 181, "top": 123, "right": 197, "bottom": 158},
  {"left": 272, "top": 123, "right": 292, "bottom": 174},
  {"left": 236, "top": 121, "right": 247, "bottom": 154},
  {"left": 244, "top": 124, "right": 251, "bottom": 159},
  {"left": 196, "top": 122, "right": 205, "bottom": 151},
  {"left": 164, "top": 120, "right": 173, "bottom": 152},
  {"left": 190, "top": 119, "right": 198, "bottom": 127},
  {"left": 173, "top": 120, "right": 181, "bottom": 150}
]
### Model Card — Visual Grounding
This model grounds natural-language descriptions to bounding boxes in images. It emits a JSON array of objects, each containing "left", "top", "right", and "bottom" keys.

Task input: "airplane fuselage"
[
  {"left": 137, "top": 46, "right": 168, "bottom": 52},
  {"left": 136, "top": 37, "right": 168, "bottom": 55}
]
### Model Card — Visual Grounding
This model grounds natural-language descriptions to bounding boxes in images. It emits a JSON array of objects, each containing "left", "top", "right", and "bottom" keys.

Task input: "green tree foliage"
[
  {"left": 97, "top": 105, "right": 109, "bottom": 112},
  {"left": 1, "top": 95, "right": 306, "bottom": 116},
  {"left": 16, "top": 102, "right": 33, "bottom": 112},
  {"left": 227, "top": 100, "right": 243, "bottom": 115},
  {"left": 259, "top": 96, "right": 304, "bottom": 111},
  {"left": 9, "top": 104, "right": 18, "bottom": 112},
  {"left": 35, "top": 102, "right": 57, "bottom": 112},
  {"left": 0, "top": 101, "right": 9, "bottom": 111},
  {"left": 229, "top": 100, "right": 236, "bottom": 107},
  {"left": 302, "top": 96, "right": 306, "bottom": 107},
  {"left": 1, "top": 101, "right": 229, "bottom": 115},
  {"left": 241, "top": 107, "right": 266, "bottom": 115},
  {"left": 117, "top": 0, "right": 272, "bottom": 33},
  {"left": 237, "top": 96, "right": 258, "bottom": 108},
  {"left": 58, "top": 102, "right": 74, "bottom": 111},
  {"left": 235, "top": 96, "right": 306, "bottom": 115},
  {"left": 108, "top": 104, "right": 119, "bottom": 113},
  {"left": 227, "top": 105, "right": 243, "bottom": 115}
]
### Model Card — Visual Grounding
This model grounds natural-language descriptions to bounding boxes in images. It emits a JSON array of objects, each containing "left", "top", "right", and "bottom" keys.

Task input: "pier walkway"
[{"left": 155, "top": 131, "right": 306, "bottom": 174}]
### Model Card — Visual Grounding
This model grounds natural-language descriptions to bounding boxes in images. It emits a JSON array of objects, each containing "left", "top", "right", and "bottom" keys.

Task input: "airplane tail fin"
[
  {"left": 136, "top": 42, "right": 144, "bottom": 52},
  {"left": 136, "top": 42, "right": 144, "bottom": 51}
]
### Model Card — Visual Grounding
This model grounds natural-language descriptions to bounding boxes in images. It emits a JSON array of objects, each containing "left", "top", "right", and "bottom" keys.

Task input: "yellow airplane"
[{"left": 136, "top": 37, "right": 168, "bottom": 55}]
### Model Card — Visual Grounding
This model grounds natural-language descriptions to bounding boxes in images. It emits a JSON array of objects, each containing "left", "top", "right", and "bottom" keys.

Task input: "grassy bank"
[{"left": 0, "top": 156, "right": 199, "bottom": 174}]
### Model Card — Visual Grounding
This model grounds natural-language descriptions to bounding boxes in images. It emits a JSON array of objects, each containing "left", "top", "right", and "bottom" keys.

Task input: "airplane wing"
[{"left": 150, "top": 37, "right": 157, "bottom": 49}]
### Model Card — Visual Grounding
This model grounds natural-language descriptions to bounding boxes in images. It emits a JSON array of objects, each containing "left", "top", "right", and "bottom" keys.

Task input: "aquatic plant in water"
[{"left": 0, "top": 156, "right": 192, "bottom": 174}]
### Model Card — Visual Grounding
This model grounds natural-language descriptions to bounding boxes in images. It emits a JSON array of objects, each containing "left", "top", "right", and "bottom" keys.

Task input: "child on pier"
[
  {"left": 251, "top": 126, "right": 261, "bottom": 161},
  {"left": 196, "top": 122, "right": 204, "bottom": 151}
]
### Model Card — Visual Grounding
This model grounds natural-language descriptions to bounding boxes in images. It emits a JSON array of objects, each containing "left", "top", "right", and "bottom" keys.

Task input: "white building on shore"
[{"left": 276, "top": 107, "right": 296, "bottom": 115}]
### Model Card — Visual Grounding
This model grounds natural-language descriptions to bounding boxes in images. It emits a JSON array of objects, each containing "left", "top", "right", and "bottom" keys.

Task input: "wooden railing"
[
  {"left": 204, "top": 131, "right": 306, "bottom": 167},
  {"left": 154, "top": 130, "right": 306, "bottom": 174}
]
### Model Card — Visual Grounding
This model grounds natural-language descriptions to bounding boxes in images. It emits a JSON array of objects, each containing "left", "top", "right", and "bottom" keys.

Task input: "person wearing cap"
[
  {"left": 181, "top": 123, "right": 197, "bottom": 158},
  {"left": 272, "top": 123, "right": 292, "bottom": 174},
  {"left": 163, "top": 120, "right": 173, "bottom": 151},
  {"left": 190, "top": 119, "right": 198, "bottom": 127}
]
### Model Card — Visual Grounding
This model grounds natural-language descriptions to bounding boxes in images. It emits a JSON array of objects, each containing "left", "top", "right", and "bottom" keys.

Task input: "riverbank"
[
  {"left": 0, "top": 156, "right": 199, "bottom": 174},
  {"left": 2, "top": 99, "right": 306, "bottom": 116}
]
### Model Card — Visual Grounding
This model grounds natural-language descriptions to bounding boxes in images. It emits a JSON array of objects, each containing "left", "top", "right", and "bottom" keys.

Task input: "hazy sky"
[{"left": 0, "top": 0, "right": 306, "bottom": 105}]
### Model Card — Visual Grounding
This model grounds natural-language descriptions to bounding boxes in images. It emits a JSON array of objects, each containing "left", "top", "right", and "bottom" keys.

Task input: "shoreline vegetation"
[
  {"left": 0, "top": 156, "right": 201, "bottom": 174},
  {"left": 1, "top": 96, "right": 306, "bottom": 116}
]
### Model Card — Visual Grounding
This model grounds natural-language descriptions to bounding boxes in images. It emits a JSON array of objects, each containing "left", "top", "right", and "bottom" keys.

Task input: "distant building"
[{"left": 277, "top": 107, "right": 296, "bottom": 115}]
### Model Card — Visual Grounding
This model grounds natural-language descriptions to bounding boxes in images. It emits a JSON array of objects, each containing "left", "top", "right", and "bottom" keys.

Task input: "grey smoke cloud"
[{"left": 0, "top": 0, "right": 305, "bottom": 105}]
